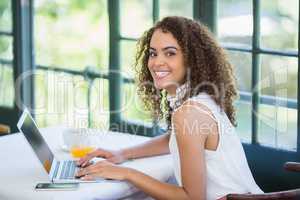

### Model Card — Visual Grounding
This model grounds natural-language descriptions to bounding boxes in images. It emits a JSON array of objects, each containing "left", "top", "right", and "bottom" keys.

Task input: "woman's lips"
[{"left": 154, "top": 71, "right": 171, "bottom": 79}]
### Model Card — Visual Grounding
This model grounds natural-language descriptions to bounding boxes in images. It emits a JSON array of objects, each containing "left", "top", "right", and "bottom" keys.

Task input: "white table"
[{"left": 0, "top": 126, "right": 175, "bottom": 200}]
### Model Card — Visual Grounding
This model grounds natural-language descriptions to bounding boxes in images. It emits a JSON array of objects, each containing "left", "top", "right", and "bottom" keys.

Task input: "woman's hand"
[
  {"left": 75, "top": 160, "right": 133, "bottom": 181},
  {"left": 77, "top": 148, "right": 127, "bottom": 167}
]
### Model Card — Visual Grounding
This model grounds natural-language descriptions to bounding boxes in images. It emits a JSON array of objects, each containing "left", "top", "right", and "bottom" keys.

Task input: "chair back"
[{"left": 227, "top": 189, "right": 300, "bottom": 200}]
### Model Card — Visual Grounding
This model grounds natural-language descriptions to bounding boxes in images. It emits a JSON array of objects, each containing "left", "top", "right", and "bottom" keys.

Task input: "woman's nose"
[{"left": 153, "top": 54, "right": 165, "bottom": 67}]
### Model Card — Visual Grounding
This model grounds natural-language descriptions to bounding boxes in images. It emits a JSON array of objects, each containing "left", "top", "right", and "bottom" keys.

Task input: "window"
[
  {"left": 160, "top": 0, "right": 193, "bottom": 19},
  {"left": 0, "top": 0, "right": 14, "bottom": 108},
  {"left": 4, "top": 0, "right": 298, "bottom": 149},
  {"left": 114, "top": 0, "right": 300, "bottom": 148},
  {"left": 218, "top": 0, "right": 299, "bottom": 150},
  {"left": 117, "top": 0, "right": 194, "bottom": 136},
  {"left": 34, "top": 0, "right": 109, "bottom": 129}
]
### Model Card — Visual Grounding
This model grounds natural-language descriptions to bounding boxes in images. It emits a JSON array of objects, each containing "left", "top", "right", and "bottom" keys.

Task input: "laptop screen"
[{"left": 18, "top": 111, "right": 54, "bottom": 173}]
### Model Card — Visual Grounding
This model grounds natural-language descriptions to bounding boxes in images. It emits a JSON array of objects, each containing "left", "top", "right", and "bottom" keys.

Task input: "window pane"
[
  {"left": 35, "top": 70, "right": 109, "bottom": 129},
  {"left": 0, "top": 0, "right": 12, "bottom": 32},
  {"left": 35, "top": 70, "right": 90, "bottom": 128},
  {"left": 34, "top": 70, "right": 49, "bottom": 127},
  {"left": 258, "top": 104, "right": 297, "bottom": 151},
  {"left": 235, "top": 101, "right": 251, "bottom": 143},
  {"left": 0, "top": 63, "right": 14, "bottom": 107},
  {"left": 120, "top": 40, "right": 137, "bottom": 78},
  {"left": 160, "top": 0, "right": 193, "bottom": 19},
  {"left": 120, "top": 0, "right": 153, "bottom": 38},
  {"left": 0, "top": 36, "right": 12, "bottom": 60},
  {"left": 227, "top": 50, "right": 252, "bottom": 92},
  {"left": 90, "top": 78, "right": 109, "bottom": 130},
  {"left": 257, "top": 55, "right": 297, "bottom": 150},
  {"left": 218, "top": 0, "right": 252, "bottom": 46},
  {"left": 121, "top": 83, "right": 153, "bottom": 124},
  {"left": 260, "top": 55, "right": 297, "bottom": 99},
  {"left": 261, "top": 0, "right": 298, "bottom": 50},
  {"left": 228, "top": 50, "right": 252, "bottom": 143},
  {"left": 34, "top": 0, "right": 109, "bottom": 70}
]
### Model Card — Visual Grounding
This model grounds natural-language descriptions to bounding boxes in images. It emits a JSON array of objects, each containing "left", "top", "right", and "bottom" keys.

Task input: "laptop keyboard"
[{"left": 59, "top": 160, "right": 78, "bottom": 179}]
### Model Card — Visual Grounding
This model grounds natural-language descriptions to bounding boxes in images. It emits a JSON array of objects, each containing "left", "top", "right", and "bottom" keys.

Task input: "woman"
[{"left": 76, "top": 16, "right": 263, "bottom": 200}]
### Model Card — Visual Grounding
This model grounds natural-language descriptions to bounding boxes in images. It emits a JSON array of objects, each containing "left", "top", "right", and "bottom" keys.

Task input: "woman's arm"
[
  {"left": 121, "top": 132, "right": 171, "bottom": 160},
  {"left": 125, "top": 102, "right": 215, "bottom": 200},
  {"left": 77, "top": 160, "right": 189, "bottom": 200},
  {"left": 125, "top": 168, "right": 189, "bottom": 200},
  {"left": 77, "top": 101, "right": 215, "bottom": 199},
  {"left": 77, "top": 131, "right": 171, "bottom": 167}
]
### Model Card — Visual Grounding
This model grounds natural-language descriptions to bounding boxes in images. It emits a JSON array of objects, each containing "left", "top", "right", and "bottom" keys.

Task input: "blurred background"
[{"left": 0, "top": 0, "right": 299, "bottom": 192}]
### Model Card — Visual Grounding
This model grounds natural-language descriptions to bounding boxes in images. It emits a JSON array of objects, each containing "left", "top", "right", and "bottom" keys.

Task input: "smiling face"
[{"left": 148, "top": 29, "right": 186, "bottom": 95}]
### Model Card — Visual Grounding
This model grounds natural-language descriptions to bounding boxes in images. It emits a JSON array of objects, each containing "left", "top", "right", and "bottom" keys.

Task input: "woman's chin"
[
  {"left": 154, "top": 84, "right": 164, "bottom": 90},
  {"left": 155, "top": 80, "right": 180, "bottom": 91},
  {"left": 154, "top": 81, "right": 179, "bottom": 92},
  {"left": 154, "top": 82, "right": 167, "bottom": 90}
]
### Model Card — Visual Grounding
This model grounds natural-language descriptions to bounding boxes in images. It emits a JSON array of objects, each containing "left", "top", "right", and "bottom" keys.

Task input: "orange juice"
[{"left": 70, "top": 146, "right": 95, "bottom": 158}]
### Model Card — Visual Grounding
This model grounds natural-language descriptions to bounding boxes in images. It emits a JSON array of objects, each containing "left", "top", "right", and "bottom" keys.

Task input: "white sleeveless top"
[{"left": 168, "top": 92, "right": 263, "bottom": 200}]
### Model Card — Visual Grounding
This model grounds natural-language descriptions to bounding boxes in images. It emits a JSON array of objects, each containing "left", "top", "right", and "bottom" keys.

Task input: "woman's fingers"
[
  {"left": 78, "top": 170, "right": 111, "bottom": 181},
  {"left": 106, "top": 157, "right": 116, "bottom": 163},
  {"left": 77, "top": 148, "right": 118, "bottom": 168},
  {"left": 80, "top": 175, "right": 94, "bottom": 181},
  {"left": 76, "top": 161, "right": 126, "bottom": 181},
  {"left": 76, "top": 166, "right": 100, "bottom": 177},
  {"left": 76, "top": 160, "right": 109, "bottom": 177},
  {"left": 77, "top": 148, "right": 104, "bottom": 167},
  {"left": 77, "top": 152, "right": 94, "bottom": 166}
]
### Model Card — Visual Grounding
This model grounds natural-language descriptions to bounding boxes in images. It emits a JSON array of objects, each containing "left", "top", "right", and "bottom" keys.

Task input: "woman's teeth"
[{"left": 155, "top": 71, "right": 170, "bottom": 78}]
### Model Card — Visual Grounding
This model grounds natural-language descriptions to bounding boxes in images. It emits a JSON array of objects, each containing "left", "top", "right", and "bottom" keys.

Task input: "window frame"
[
  {"left": 0, "top": 0, "right": 298, "bottom": 145},
  {"left": 0, "top": 0, "right": 35, "bottom": 132},
  {"left": 109, "top": 0, "right": 300, "bottom": 145}
]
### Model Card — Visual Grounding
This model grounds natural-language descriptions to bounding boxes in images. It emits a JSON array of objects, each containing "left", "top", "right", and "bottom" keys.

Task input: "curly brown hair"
[{"left": 134, "top": 16, "right": 238, "bottom": 128}]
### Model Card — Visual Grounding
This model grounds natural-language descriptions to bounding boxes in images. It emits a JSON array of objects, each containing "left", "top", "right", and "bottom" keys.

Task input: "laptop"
[{"left": 17, "top": 108, "right": 96, "bottom": 183}]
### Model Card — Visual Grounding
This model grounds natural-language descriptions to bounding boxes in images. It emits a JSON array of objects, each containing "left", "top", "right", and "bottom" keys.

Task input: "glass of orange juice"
[
  {"left": 70, "top": 145, "right": 95, "bottom": 158},
  {"left": 62, "top": 128, "right": 96, "bottom": 158}
]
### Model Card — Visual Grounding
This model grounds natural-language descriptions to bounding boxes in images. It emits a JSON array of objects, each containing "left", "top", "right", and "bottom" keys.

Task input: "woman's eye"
[
  {"left": 166, "top": 52, "right": 175, "bottom": 56},
  {"left": 149, "top": 52, "right": 156, "bottom": 57}
]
